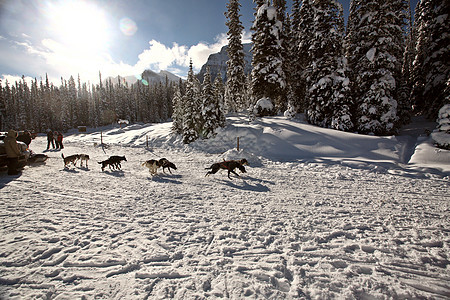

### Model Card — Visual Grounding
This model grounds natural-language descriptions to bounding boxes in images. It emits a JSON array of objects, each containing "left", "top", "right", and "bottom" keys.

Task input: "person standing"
[
  {"left": 46, "top": 129, "right": 55, "bottom": 150},
  {"left": 56, "top": 132, "right": 64, "bottom": 149},
  {"left": 4, "top": 129, "right": 21, "bottom": 175}
]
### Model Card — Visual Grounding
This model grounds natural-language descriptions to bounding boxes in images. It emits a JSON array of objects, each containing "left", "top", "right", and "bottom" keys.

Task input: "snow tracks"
[{"left": 0, "top": 137, "right": 449, "bottom": 299}]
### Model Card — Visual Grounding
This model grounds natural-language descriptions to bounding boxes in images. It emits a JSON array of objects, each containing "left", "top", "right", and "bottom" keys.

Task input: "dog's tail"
[
  {"left": 141, "top": 162, "right": 146, "bottom": 166},
  {"left": 61, "top": 154, "right": 65, "bottom": 159},
  {"left": 98, "top": 161, "right": 102, "bottom": 164}
]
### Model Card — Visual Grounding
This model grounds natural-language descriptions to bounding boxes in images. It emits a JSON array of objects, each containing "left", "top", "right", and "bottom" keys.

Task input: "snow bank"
[{"left": 64, "top": 114, "right": 449, "bottom": 174}]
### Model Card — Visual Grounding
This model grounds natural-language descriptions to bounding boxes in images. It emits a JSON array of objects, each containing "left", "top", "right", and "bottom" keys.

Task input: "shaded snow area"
[{"left": 1, "top": 115, "right": 449, "bottom": 299}]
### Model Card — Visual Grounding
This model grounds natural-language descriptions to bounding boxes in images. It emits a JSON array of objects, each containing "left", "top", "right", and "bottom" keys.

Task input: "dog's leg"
[{"left": 229, "top": 170, "right": 240, "bottom": 179}]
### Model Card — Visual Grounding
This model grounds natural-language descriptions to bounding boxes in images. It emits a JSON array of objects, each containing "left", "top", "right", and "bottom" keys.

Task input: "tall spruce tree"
[
  {"left": 411, "top": 0, "right": 450, "bottom": 119},
  {"left": 396, "top": 0, "right": 414, "bottom": 125},
  {"left": 182, "top": 60, "right": 201, "bottom": 143},
  {"left": 171, "top": 82, "right": 184, "bottom": 134},
  {"left": 306, "top": 0, "right": 353, "bottom": 131},
  {"left": 201, "top": 67, "right": 222, "bottom": 138},
  {"left": 294, "top": 0, "right": 315, "bottom": 113},
  {"left": 250, "top": 0, "right": 285, "bottom": 116},
  {"left": 346, "top": 0, "right": 407, "bottom": 135},
  {"left": 225, "top": 0, "right": 247, "bottom": 113},
  {"left": 214, "top": 75, "right": 227, "bottom": 127}
]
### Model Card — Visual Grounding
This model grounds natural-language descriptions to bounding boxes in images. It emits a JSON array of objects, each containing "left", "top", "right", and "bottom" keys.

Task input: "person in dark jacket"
[
  {"left": 56, "top": 132, "right": 64, "bottom": 149},
  {"left": 17, "top": 130, "right": 32, "bottom": 147},
  {"left": 46, "top": 129, "right": 55, "bottom": 150},
  {"left": 4, "top": 129, "right": 21, "bottom": 175}
]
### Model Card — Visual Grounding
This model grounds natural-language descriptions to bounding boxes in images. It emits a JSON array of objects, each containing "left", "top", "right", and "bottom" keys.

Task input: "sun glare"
[{"left": 45, "top": 1, "right": 109, "bottom": 53}]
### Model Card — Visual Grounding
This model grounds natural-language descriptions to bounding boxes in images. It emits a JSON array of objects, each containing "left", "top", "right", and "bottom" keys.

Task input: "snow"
[
  {"left": 366, "top": 48, "right": 377, "bottom": 62},
  {"left": 1, "top": 115, "right": 449, "bottom": 299}
]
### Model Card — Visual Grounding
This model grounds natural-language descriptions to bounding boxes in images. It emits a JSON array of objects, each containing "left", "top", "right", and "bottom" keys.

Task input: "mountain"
[
  {"left": 105, "top": 70, "right": 182, "bottom": 86},
  {"left": 141, "top": 70, "right": 182, "bottom": 84},
  {"left": 197, "top": 43, "right": 252, "bottom": 83}
]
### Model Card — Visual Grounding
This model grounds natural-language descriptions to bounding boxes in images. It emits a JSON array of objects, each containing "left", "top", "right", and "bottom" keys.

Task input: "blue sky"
[{"left": 0, "top": 0, "right": 418, "bottom": 85}]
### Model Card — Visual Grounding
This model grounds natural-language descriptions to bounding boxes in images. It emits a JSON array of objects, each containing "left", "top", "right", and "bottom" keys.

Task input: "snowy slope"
[{"left": 0, "top": 115, "right": 449, "bottom": 299}]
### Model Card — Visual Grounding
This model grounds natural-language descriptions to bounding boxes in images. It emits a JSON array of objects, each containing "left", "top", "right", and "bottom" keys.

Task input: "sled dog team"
[{"left": 62, "top": 153, "right": 249, "bottom": 179}]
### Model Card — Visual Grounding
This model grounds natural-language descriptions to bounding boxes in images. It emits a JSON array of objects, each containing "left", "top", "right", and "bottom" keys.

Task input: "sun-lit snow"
[{"left": 0, "top": 115, "right": 449, "bottom": 299}]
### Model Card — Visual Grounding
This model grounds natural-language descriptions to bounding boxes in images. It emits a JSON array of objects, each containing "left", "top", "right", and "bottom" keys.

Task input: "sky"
[{"left": 0, "top": 0, "right": 419, "bottom": 86}]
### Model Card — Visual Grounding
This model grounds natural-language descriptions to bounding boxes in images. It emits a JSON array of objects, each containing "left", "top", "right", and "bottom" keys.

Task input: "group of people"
[
  {"left": 46, "top": 130, "right": 64, "bottom": 150},
  {"left": 3, "top": 128, "right": 64, "bottom": 175}
]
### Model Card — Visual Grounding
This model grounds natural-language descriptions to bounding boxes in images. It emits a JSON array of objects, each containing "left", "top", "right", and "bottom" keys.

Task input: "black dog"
[
  {"left": 159, "top": 158, "right": 177, "bottom": 174},
  {"left": 98, "top": 155, "right": 127, "bottom": 171},
  {"left": 205, "top": 159, "right": 249, "bottom": 179}
]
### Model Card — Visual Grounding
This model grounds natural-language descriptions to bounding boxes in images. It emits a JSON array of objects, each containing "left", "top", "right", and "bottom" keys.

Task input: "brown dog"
[{"left": 205, "top": 159, "right": 249, "bottom": 179}]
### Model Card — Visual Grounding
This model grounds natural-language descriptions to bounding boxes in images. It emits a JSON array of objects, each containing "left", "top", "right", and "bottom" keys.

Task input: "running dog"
[
  {"left": 142, "top": 159, "right": 161, "bottom": 175},
  {"left": 142, "top": 158, "right": 177, "bottom": 175},
  {"left": 79, "top": 154, "right": 90, "bottom": 168},
  {"left": 62, "top": 153, "right": 79, "bottom": 168},
  {"left": 205, "top": 159, "right": 249, "bottom": 179},
  {"left": 160, "top": 158, "right": 177, "bottom": 174},
  {"left": 98, "top": 155, "right": 127, "bottom": 171}
]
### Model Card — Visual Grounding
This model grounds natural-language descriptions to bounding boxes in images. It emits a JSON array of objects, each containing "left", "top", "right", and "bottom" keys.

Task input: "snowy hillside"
[{"left": 0, "top": 115, "right": 449, "bottom": 299}]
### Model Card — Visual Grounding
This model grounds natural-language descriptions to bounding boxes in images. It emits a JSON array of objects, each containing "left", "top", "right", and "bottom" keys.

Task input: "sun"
[{"left": 45, "top": 1, "right": 109, "bottom": 53}]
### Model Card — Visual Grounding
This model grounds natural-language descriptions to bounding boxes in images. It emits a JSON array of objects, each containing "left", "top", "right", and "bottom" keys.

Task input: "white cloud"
[
  {"left": 1, "top": 74, "right": 34, "bottom": 86},
  {"left": 1, "top": 32, "right": 239, "bottom": 85}
]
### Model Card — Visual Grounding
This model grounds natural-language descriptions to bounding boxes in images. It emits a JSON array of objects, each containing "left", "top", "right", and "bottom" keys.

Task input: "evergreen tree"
[
  {"left": 225, "top": 0, "right": 247, "bottom": 113},
  {"left": 171, "top": 82, "right": 184, "bottom": 134},
  {"left": 346, "top": 0, "right": 407, "bottom": 135},
  {"left": 182, "top": 60, "right": 201, "bottom": 143},
  {"left": 294, "top": 0, "right": 315, "bottom": 113},
  {"left": 411, "top": 0, "right": 450, "bottom": 119},
  {"left": 283, "top": 13, "right": 297, "bottom": 119},
  {"left": 396, "top": 0, "right": 415, "bottom": 125},
  {"left": 250, "top": 0, "right": 285, "bottom": 116},
  {"left": 306, "top": 0, "right": 353, "bottom": 131},
  {"left": 201, "top": 67, "right": 222, "bottom": 138},
  {"left": 273, "top": 0, "right": 288, "bottom": 112},
  {"left": 214, "top": 75, "right": 227, "bottom": 127}
]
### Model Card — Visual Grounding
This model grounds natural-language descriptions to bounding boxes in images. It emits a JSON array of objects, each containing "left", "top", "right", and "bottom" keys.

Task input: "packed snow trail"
[{"left": 0, "top": 117, "right": 449, "bottom": 299}]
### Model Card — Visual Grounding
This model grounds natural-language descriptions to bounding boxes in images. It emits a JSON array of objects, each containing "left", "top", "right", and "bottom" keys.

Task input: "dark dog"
[
  {"left": 205, "top": 159, "right": 249, "bottom": 179},
  {"left": 159, "top": 158, "right": 177, "bottom": 174},
  {"left": 98, "top": 155, "right": 127, "bottom": 171},
  {"left": 142, "top": 158, "right": 177, "bottom": 175}
]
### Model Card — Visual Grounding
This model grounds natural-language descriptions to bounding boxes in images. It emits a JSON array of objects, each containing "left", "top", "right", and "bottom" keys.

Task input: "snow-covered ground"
[{"left": 1, "top": 115, "right": 449, "bottom": 299}]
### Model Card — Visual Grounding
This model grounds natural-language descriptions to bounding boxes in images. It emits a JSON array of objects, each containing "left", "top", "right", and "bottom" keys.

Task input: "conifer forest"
[{"left": 0, "top": 0, "right": 448, "bottom": 143}]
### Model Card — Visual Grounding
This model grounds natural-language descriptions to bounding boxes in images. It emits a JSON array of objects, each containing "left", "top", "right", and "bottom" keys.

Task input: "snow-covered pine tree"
[
  {"left": 171, "top": 81, "right": 184, "bottom": 134},
  {"left": 396, "top": 0, "right": 415, "bottom": 125},
  {"left": 283, "top": 13, "right": 297, "bottom": 119},
  {"left": 411, "top": 0, "right": 449, "bottom": 119},
  {"left": 0, "top": 79, "right": 5, "bottom": 130},
  {"left": 214, "top": 75, "right": 227, "bottom": 128},
  {"left": 432, "top": 101, "right": 450, "bottom": 150},
  {"left": 306, "top": 0, "right": 353, "bottom": 131},
  {"left": 294, "top": 0, "right": 315, "bottom": 113},
  {"left": 346, "top": 0, "right": 407, "bottom": 135},
  {"left": 201, "top": 67, "right": 221, "bottom": 138},
  {"left": 225, "top": 0, "right": 247, "bottom": 113},
  {"left": 273, "top": 0, "right": 288, "bottom": 112},
  {"left": 182, "top": 60, "right": 201, "bottom": 144},
  {"left": 250, "top": 0, "right": 285, "bottom": 116}
]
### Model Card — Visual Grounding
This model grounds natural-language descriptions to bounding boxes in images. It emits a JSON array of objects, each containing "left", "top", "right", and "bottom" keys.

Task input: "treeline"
[
  {"left": 0, "top": 73, "right": 176, "bottom": 132},
  {"left": 1, "top": 0, "right": 448, "bottom": 140}
]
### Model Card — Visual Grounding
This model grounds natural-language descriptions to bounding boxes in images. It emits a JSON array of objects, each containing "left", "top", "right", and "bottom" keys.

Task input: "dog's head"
[
  {"left": 239, "top": 159, "right": 249, "bottom": 166},
  {"left": 238, "top": 165, "right": 247, "bottom": 173},
  {"left": 120, "top": 156, "right": 127, "bottom": 161}
]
